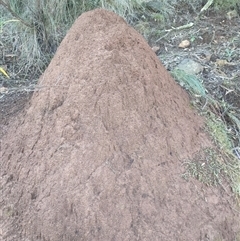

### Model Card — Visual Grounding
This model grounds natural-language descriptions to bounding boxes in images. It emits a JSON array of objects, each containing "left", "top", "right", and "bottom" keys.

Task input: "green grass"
[
  {"left": 1, "top": 0, "right": 102, "bottom": 77},
  {"left": 1, "top": 0, "right": 238, "bottom": 80},
  {"left": 0, "top": 0, "right": 150, "bottom": 79},
  {"left": 171, "top": 69, "right": 207, "bottom": 98},
  {"left": 213, "top": 0, "right": 239, "bottom": 10}
]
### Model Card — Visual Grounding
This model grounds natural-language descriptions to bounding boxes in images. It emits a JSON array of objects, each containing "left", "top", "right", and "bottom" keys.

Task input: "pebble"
[{"left": 176, "top": 58, "right": 203, "bottom": 75}]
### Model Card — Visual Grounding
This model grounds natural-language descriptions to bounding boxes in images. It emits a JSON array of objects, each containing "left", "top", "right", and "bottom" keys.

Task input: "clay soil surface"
[{"left": 1, "top": 8, "right": 240, "bottom": 241}]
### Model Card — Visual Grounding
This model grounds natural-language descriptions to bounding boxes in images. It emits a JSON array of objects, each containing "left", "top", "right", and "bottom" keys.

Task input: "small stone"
[
  {"left": 178, "top": 40, "right": 190, "bottom": 48},
  {"left": 216, "top": 59, "right": 228, "bottom": 67},
  {"left": 152, "top": 46, "right": 160, "bottom": 53},
  {"left": 0, "top": 87, "right": 8, "bottom": 94},
  {"left": 176, "top": 58, "right": 203, "bottom": 75}
]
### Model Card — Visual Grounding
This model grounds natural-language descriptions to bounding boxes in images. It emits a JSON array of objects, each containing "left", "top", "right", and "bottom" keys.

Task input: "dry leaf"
[{"left": 216, "top": 59, "right": 228, "bottom": 67}]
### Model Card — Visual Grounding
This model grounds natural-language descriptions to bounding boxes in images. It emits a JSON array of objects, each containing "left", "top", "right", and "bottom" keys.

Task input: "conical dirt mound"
[{"left": 1, "top": 9, "right": 239, "bottom": 241}]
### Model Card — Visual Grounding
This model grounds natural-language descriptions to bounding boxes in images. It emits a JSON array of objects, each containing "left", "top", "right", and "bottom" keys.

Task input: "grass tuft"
[
  {"left": 171, "top": 69, "right": 207, "bottom": 98},
  {"left": 0, "top": 0, "right": 151, "bottom": 79}
]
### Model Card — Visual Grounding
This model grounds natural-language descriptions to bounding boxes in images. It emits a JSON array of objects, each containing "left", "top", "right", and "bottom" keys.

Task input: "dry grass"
[{"left": 0, "top": 0, "right": 179, "bottom": 79}]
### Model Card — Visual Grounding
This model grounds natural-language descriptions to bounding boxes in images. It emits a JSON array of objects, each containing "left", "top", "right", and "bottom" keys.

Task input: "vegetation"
[
  {"left": 214, "top": 0, "right": 239, "bottom": 10},
  {"left": 0, "top": 0, "right": 238, "bottom": 77},
  {"left": 173, "top": 66, "right": 240, "bottom": 196},
  {"left": 0, "top": 0, "right": 148, "bottom": 78}
]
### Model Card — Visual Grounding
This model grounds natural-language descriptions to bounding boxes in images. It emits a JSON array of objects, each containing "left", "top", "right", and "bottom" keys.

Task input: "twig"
[{"left": 156, "top": 22, "right": 194, "bottom": 42}]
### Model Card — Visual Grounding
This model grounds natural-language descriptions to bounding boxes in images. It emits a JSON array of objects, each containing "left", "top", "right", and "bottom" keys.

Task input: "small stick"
[{"left": 156, "top": 22, "right": 194, "bottom": 42}]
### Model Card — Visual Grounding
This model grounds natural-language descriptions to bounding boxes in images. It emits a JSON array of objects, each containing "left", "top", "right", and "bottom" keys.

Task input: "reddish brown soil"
[{"left": 1, "top": 9, "right": 239, "bottom": 241}]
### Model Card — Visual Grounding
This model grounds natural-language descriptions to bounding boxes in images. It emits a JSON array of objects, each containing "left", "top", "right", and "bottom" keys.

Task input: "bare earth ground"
[{"left": 0, "top": 8, "right": 240, "bottom": 241}]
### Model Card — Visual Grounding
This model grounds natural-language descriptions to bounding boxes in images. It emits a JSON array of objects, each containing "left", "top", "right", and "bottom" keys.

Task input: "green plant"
[
  {"left": 224, "top": 48, "right": 236, "bottom": 62},
  {"left": 180, "top": 80, "right": 240, "bottom": 197},
  {"left": 134, "top": 20, "right": 151, "bottom": 37},
  {"left": 171, "top": 69, "right": 207, "bottom": 98},
  {"left": 190, "top": 35, "right": 196, "bottom": 43}
]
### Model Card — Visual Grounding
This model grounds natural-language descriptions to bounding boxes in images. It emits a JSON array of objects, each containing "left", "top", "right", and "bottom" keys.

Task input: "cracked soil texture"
[{"left": 1, "top": 9, "right": 240, "bottom": 241}]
